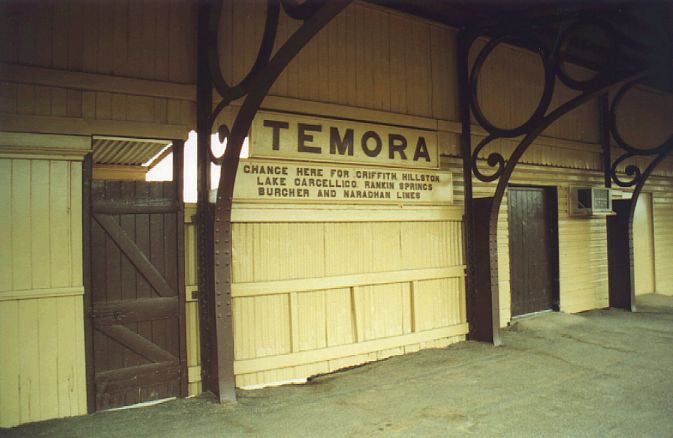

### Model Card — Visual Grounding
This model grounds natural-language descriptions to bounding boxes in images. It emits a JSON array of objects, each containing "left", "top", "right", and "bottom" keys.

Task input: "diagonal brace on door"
[
  {"left": 95, "top": 214, "right": 177, "bottom": 298},
  {"left": 97, "top": 325, "right": 177, "bottom": 364}
]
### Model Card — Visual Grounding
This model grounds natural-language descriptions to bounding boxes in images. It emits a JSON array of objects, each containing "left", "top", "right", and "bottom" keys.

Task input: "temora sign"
[
  {"left": 229, "top": 159, "right": 452, "bottom": 205},
  {"left": 250, "top": 111, "right": 439, "bottom": 169}
]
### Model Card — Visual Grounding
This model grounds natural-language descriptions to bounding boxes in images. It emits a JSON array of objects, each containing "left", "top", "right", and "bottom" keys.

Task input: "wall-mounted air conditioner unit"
[{"left": 568, "top": 186, "right": 613, "bottom": 217}]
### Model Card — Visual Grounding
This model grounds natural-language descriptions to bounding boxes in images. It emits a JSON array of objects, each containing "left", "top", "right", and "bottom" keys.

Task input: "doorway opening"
[
  {"left": 508, "top": 186, "right": 560, "bottom": 317},
  {"left": 83, "top": 136, "right": 187, "bottom": 411},
  {"left": 633, "top": 192, "right": 656, "bottom": 296}
]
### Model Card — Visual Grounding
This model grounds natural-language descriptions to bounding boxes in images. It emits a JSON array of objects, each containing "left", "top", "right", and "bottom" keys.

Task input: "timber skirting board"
[
  {"left": 233, "top": 322, "right": 469, "bottom": 375},
  {"left": 231, "top": 266, "right": 466, "bottom": 297}
]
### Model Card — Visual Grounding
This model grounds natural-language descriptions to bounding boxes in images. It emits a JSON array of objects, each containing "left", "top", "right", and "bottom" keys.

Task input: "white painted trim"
[
  {"left": 0, "top": 114, "right": 190, "bottom": 140},
  {"left": 240, "top": 378, "right": 308, "bottom": 390},
  {"left": 0, "top": 131, "right": 91, "bottom": 160},
  {"left": 186, "top": 202, "right": 463, "bottom": 223},
  {"left": 231, "top": 205, "right": 463, "bottom": 223},
  {"left": 231, "top": 266, "right": 466, "bottom": 297},
  {"left": 0, "top": 286, "right": 85, "bottom": 302},
  {"left": 187, "top": 366, "right": 202, "bottom": 383}
]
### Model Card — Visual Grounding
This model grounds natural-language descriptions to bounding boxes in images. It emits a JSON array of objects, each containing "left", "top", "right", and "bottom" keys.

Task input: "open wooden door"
[{"left": 89, "top": 180, "right": 186, "bottom": 410}]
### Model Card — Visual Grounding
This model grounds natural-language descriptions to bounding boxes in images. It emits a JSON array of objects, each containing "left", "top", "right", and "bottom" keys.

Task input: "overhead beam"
[{"left": 0, "top": 63, "right": 195, "bottom": 101}]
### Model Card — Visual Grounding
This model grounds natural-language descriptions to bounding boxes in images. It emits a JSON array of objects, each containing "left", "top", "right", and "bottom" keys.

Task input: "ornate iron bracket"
[
  {"left": 464, "top": 19, "right": 654, "bottom": 219},
  {"left": 603, "top": 75, "right": 673, "bottom": 312},
  {"left": 459, "top": 17, "right": 661, "bottom": 343},
  {"left": 196, "top": 0, "right": 352, "bottom": 403},
  {"left": 607, "top": 78, "right": 673, "bottom": 203}
]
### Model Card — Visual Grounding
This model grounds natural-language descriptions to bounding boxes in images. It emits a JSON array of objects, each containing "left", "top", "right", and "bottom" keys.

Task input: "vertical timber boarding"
[
  {"left": 82, "top": 154, "right": 95, "bottom": 413},
  {"left": 196, "top": 1, "right": 469, "bottom": 389},
  {"left": 0, "top": 133, "right": 90, "bottom": 428},
  {"left": 652, "top": 177, "right": 673, "bottom": 296},
  {"left": 183, "top": 205, "right": 203, "bottom": 395},
  {"left": 228, "top": 204, "right": 467, "bottom": 388},
  {"left": 0, "top": 0, "right": 196, "bottom": 423},
  {"left": 192, "top": 0, "right": 673, "bottom": 386},
  {"left": 174, "top": 141, "right": 188, "bottom": 399},
  {"left": 88, "top": 176, "right": 186, "bottom": 410},
  {"left": 632, "top": 193, "right": 655, "bottom": 295},
  {"left": 0, "top": 0, "right": 672, "bottom": 425}
]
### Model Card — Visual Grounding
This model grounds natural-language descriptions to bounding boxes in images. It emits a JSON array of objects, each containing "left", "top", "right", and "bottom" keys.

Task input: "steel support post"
[
  {"left": 458, "top": 29, "right": 501, "bottom": 344},
  {"left": 196, "top": 0, "right": 352, "bottom": 403},
  {"left": 196, "top": 0, "right": 235, "bottom": 401},
  {"left": 607, "top": 199, "right": 636, "bottom": 311}
]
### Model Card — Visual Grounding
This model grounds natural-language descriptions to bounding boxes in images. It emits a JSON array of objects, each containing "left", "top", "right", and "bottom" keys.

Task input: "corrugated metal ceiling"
[{"left": 92, "top": 137, "right": 171, "bottom": 166}]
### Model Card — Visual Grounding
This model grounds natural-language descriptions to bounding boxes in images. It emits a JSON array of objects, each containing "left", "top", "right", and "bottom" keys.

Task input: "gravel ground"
[{"left": 3, "top": 294, "right": 673, "bottom": 438}]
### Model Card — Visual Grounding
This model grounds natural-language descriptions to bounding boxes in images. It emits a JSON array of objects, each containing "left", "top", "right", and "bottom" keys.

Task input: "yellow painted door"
[{"left": 633, "top": 192, "right": 655, "bottom": 295}]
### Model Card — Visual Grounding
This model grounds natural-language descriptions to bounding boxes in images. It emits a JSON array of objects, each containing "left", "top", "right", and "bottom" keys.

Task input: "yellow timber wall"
[
  {"left": 0, "top": 133, "right": 90, "bottom": 428},
  {"left": 228, "top": 205, "right": 466, "bottom": 387},
  {"left": 646, "top": 176, "right": 673, "bottom": 296},
  {"left": 470, "top": 163, "right": 673, "bottom": 326},
  {"left": 202, "top": 1, "right": 470, "bottom": 388},
  {"left": 0, "top": 1, "right": 196, "bottom": 142},
  {"left": 0, "top": 0, "right": 196, "bottom": 425},
  {"left": 214, "top": 0, "right": 596, "bottom": 336},
  {"left": 0, "top": 0, "right": 672, "bottom": 417},
  {"left": 184, "top": 202, "right": 467, "bottom": 389},
  {"left": 184, "top": 206, "right": 202, "bottom": 395},
  {"left": 194, "top": 2, "right": 671, "bottom": 386}
]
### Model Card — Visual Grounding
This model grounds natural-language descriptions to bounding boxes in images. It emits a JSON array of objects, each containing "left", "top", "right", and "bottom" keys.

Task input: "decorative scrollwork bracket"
[
  {"left": 458, "top": 17, "right": 658, "bottom": 344},
  {"left": 464, "top": 19, "right": 651, "bottom": 216},
  {"left": 607, "top": 78, "right": 673, "bottom": 200}
]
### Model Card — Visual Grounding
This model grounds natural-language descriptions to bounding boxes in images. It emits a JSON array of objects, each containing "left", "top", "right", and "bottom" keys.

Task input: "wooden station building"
[{"left": 1, "top": 0, "right": 672, "bottom": 428}]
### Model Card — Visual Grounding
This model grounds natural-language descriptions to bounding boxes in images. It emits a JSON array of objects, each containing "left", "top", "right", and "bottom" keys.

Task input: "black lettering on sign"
[
  {"left": 388, "top": 134, "right": 408, "bottom": 160},
  {"left": 329, "top": 168, "right": 350, "bottom": 178},
  {"left": 361, "top": 131, "right": 382, "bottom": 157},
  {"left": 297, "top": 167, "right": 323, "bottom": 176},
  {"left": 330, "top": 127, "right": 354, "bottom": 156},
  {"left": 263, "top": 120, "right": 289, "bottom": 151},
  {"left": 413, "top": 137, "right": 431, "bottom": 162},
  {"left": 298, "top": 123, "right": 322, "bottom": 154},
  {"left": 317, "top": 189, "right": 337, "bottom": 198}
]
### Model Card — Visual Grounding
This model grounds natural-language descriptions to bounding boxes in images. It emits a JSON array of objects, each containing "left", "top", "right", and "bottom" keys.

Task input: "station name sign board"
[
  {"left": 231, "top": 159, "right": 453, "bottom": 205},
  {"left": 250, "top": 111, "right": 439, "bottom": 169}
]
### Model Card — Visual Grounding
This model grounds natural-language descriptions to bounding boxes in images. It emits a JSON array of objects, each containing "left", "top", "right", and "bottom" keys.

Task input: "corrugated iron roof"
[{"left": 92, "top": 136, "right": 171, "bottom": 166}]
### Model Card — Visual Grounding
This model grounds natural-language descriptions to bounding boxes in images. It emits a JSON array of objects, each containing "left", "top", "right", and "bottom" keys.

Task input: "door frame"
[
  {"left": 82, "top": 139, "right": 187, "bottom": 412},
  {"left": 632, "top": 191, "right": 656, "bottom": 295},
  {"left": 507, "top": 184, "right": 560, "bottom": 315}
]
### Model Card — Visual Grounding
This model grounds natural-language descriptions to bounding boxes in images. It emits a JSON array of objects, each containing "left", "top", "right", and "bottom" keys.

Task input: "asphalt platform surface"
[{"left": 3, "top": 294, "right": 672, "bottom": 437}]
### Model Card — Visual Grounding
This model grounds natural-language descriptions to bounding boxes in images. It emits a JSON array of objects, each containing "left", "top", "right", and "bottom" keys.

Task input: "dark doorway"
[{"left": 508, "top": 186, "right": 559, "bottom": 317}]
